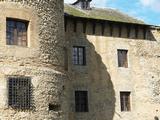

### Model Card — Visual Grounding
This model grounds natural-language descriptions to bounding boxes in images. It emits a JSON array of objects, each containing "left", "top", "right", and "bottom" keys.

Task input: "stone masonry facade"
[
  {"left": 64, "top": 16, "right": 160, "bottom": 120},
  {"left": 0, "top": 0, "right": 66, "bottom": 120},
  {"left": 0, "top": 0, "right": 160, "bottom": 120}
]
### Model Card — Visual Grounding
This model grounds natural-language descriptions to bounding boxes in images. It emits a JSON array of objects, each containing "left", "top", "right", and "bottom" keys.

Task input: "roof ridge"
[
  {"left": 92, "top": 7, "right": 144, "bottom": 23},
  {"left": 64, "top": 4, "right": 146, "bottom": 25},
  {"left": 65, "top": 4, "right": 89, "bottom": 14}
]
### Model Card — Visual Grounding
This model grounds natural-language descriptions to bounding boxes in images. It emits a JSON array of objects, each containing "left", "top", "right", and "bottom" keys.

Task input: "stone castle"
[{"left": 0, "top": 0, "right": 160, "bottom": 120}]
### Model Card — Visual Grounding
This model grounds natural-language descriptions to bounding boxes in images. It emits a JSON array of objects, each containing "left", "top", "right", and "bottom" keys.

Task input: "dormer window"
[{"left": 72, "top": 0, "right": 92, "bottom": 10}]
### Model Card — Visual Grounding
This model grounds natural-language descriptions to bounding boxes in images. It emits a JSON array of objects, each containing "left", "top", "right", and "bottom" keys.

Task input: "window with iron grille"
[
  {"left": 120, "top": 92, "right": 131, "bottom": 111},
  {"left": 73, "top": 46, "right": 86, "bottom": 65},
  {"left": 117, "top": 49, "right": 128, "bottom": 68},
  {"left": 6, "top": 18, "right": 28, "bottom": 46},
  {"left": 75, "top": 91, "right": 88, "bottom": 112},
  {"left": 8, "top": 77, "right": 32, "bottom": 110}
]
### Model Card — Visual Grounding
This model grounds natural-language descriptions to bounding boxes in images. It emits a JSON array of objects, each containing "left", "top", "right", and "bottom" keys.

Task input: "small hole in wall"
[
  {"left": 154, "top": 116, "right": 159, "bottom": 120},
  {"left": 62, "top": 85, "right": 65, "bottom": 90},
  {"left": 49, "top": 104, "right": 61, "bottom": 111}
]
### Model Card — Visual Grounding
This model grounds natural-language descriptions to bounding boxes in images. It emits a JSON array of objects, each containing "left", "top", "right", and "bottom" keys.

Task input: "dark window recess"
[
  {"left": 101, "top": 22, "right": 105, "bottom": 36},
  {"left": 110, "top": 23, "right": 113, "bottom": 36},
  {"left": 82, "top": 2, "right": 86, "bottom": 9},
  {"left": 118, "top": 49, "right": 128, "bottom": 68},
  {"left": 73, "top": 46, "right": 86, "bottom": 65},
  {"left": 72, "top": 0, "right": 91, "bottom": 10},
  {"left": 154, "top": 116, "right": 159, "bottom": 120},
  {"left": 8, "top": 77, "right": 32, "bottom": 110},
  {"left": 81, "top": 1, "right": 90, "bottom": 9},
  {"left": 83, "top": 21, "right": 87, "bottom": 33},
  {"left": 135, "top": 26, "right": 139, "bottom": 39},
  {"left": 64, "top": 47, "right": 68, "bottom": 71},
  {"left": 92, "top": 22, "right": 96, "bottom": 34},
  {"left": 49, "top": 104, "right": 61, "bottom": 111},
  {"left": 65, "top": 18, "right": 67, "bottom": 32},
  {"left": 143, "top": 27, "right": 147, "bottom": 39},
  {"left": 119, "top": 25, "right": 122, "bottom": 37},
  {"left": 73, "top": 20, "right": 77, "bottom": 32},
  {"left": 127, "top": 25, "right": 131, "bottom": 38},
  {"left": 6, "top": 18, "right": 28, "bottom": 46},
  {"left": 120, "top": 92, "right": 131, "bottom": 111},
  {"left": 75, "top": 91, "right": 88, "bottom": 112}
]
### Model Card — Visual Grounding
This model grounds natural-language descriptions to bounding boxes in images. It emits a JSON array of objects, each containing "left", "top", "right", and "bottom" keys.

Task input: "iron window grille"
[
  {"left": 75, "top": 91, "right": 88, "bottom": 112},
  {"left": 6, "top": 18, "right": 28, "bottom": 46},
  {"left": 120, "top": 92, "right": 131, "bottom": 111},
  {"left": 73, "top": 46, "right": 86, "bottom": 65},
  {"left": 8, "top": 77, "right": 32, "bottom": 110}
]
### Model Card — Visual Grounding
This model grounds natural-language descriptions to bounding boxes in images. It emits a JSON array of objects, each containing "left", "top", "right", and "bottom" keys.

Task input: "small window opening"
[
  {"left": 49, "top": 104, "right": 61, "bottom": 111},
  {"left": 117, "top": 49, "right": 128, "bottom": 68},
  {"left": 120, "top": 92, "right": 131, "bottom": 112},
  {"left": 65, "top": 18, "right": 67, "bottom": 32},
  {"left": 73, "top": 46, "right": 86, "bottom": 65},
  {"left": 6, "top": 18, "right": 28, "bottom": 46},
  {"left": 75, "top": 91, "right": 88, "bottom": 112},
  {"left": 64, "top": 47, "right": 68, "bottom": 71},
  {"left": 154, "top": 116, "right": 159, "bottom": 120}
]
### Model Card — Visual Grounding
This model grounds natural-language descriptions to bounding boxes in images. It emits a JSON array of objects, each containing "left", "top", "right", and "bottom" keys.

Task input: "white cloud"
[
  {"left": 140, "top": 0, "right": 153, "bottom": 6},
  {"left": 139, "top": 0, "right": 160, "bottom": 12}
]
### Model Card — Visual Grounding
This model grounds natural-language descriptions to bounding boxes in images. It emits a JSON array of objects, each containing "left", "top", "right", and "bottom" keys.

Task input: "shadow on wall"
[
  {"left": 65, "top": 17, "right": 157, "bottom": 41},
  {"left": 64, "top": 17, "right": 159, "bottom": 120},
  {"left": 86, "top": 36, "right": 115, "bottom": 120},
  {"left": 65, "top": 33, "right": 116, "bottom": 120},
  {"left": 88, "top": 23, "right": 157, "bottom": 41}
]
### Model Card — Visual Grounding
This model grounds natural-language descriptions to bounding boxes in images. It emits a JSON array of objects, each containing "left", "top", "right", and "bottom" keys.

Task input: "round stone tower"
[{"left": 0, "top": 0, "right": 66, "bottom": 119}]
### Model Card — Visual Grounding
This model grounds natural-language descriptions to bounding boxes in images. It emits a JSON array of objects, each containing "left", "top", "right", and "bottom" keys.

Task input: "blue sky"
[{"left": 64, "top": 0, "right": 160, "bottom": 26}]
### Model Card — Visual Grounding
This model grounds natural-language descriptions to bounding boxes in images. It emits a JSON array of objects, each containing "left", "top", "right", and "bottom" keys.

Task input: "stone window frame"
[
  {"left": 75, "top": 90, "right": 89, "bottom": 112},
  {"left": 72, "top": 46, "right": 86, "bottom": 66},
  {"left": 6, "top": 18, "right": 29, "bottom": 47},
  {"left": 117, "top": 49, "right": 128, "bottom": 68},
  {"left": 1, "top": 4, "right": 39, "bottom": 48},
  {"left": 120, "top": 91, "right": 131, "bottom": 112}
]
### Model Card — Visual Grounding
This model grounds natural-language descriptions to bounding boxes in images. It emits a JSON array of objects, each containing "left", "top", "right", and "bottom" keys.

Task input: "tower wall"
[{"left": 0, "top": 0, "right": 66, "bottom": 119}]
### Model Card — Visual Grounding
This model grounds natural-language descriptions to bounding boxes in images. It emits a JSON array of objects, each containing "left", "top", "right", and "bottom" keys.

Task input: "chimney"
[{"left": 72, "top": 0, "right": 92, "bottom": 10}]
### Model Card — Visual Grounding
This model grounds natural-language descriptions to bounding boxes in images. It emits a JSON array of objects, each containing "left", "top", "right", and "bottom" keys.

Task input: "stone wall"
[
  {"left": 65, "top": 19, "right": 160, "bottom": 120},
  {"left": 0, "top": 0, "right": 66, "bottom": 120}
]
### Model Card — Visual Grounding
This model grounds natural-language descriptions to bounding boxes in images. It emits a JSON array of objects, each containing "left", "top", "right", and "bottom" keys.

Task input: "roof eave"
[{"left": 64, "top": 13, "right": 150, "bottom": 26}]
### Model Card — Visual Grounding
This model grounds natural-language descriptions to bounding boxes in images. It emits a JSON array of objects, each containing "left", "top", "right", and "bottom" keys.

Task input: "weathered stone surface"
[
  {"left": 0, "top": 0, "right": 66, "bottom": 120},
  {"left": 65, "top": 19, "right": 160, "bottom": 120}
]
